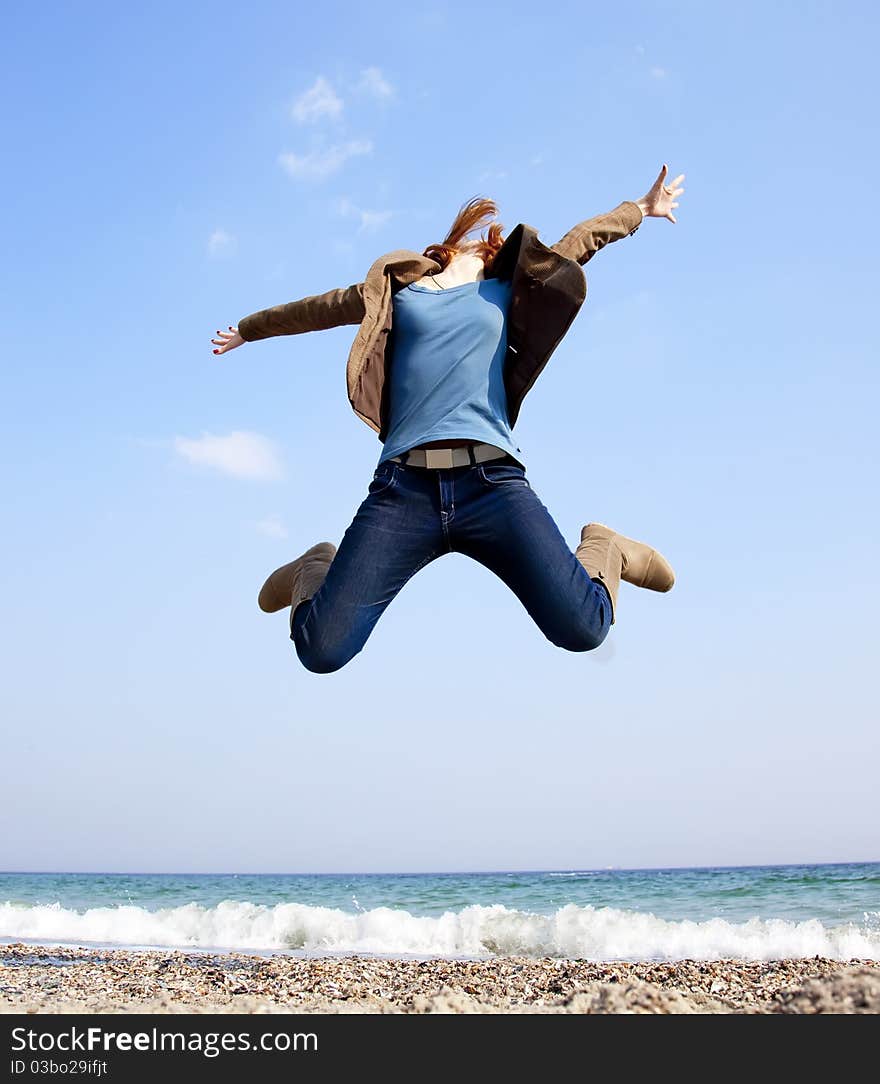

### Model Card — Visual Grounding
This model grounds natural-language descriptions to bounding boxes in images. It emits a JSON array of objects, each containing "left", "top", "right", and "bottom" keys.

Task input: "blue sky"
[{"left": 2, "top": 1, "right": 878, "bottom": 874}]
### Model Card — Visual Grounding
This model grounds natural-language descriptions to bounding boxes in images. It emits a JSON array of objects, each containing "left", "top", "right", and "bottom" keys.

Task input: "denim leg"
[
  {"left": 291, "top": 463, "right": 445, "bottom": 673},
  {"left": 452, "top": 466, "right": 612, "bottom": 652}
]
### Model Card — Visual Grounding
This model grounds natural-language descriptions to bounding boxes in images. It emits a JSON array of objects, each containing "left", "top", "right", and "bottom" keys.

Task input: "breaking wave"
[{"left": 2, "top": 900, "right": 879, "bottom": 960}]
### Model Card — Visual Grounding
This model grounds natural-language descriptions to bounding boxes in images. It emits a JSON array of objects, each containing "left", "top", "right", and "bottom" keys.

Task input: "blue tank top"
[{"left": 378, "top": 277, "right": 524, "bottom": 465}]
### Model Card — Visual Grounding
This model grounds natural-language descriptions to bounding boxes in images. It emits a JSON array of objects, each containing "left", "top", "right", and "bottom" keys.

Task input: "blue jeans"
[{"left": 291, "top": 458, "right": 613, "bottom": 673}]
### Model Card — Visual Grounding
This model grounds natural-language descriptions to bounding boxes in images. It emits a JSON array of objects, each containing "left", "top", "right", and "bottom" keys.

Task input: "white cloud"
[
  {"left": 359, "top": 209, "right": 392, "bottom": 232},
  {"left": 356, "top": 66, "right": 394, "bottom": 100},
  {"left": 291, "top": 76, "right": 343, "bottom": 123},
  {"left": 254, "top": 515, "right": 289, "bottom": 539},
  {"left": 337, "top": 195, "right": 392, "bottom": 233},
  {"left": 477, "top": 168, "right": 508, "bottom": 182},
  {"left": 173, "top": 431, "right": 284, "bottom": 481},
  {"left": 635, "top": 47, "right": 668, "bottom": 79},
  {"left": 207, "top": 228, "right": 234, "bottom": 257},
  {"left": 279, "top": 140, "right": 373, "bottom": 181}
]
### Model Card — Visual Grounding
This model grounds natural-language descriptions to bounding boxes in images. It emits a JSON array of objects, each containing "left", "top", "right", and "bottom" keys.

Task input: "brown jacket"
[{"left": 238, "top": 200, "right": 644, "bottom": 441}]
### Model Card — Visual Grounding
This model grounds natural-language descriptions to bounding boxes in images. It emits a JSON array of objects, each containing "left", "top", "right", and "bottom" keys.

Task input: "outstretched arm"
[
  {"left": 212, "top": 281, "right": 366, "bottom": 355},
  {"left": 549, "top": 164, "right": 685, "bottom": 266}
]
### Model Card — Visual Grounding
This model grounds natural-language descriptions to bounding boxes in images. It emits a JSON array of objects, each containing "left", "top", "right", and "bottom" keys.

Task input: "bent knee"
[
  {"left": 292, "top": 633, "right": 357, "bottom": 674},
  {"left": 299, "top": 651, "right": 350, "bottom": 674},
  {"left": 550, "top": 624, "right": 608, "bottom": 653}
]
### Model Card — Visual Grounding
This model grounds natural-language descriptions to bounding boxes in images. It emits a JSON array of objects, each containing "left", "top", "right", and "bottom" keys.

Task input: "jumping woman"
[{"left": 212, "top": 164, "right": 685, "bottom": 674}]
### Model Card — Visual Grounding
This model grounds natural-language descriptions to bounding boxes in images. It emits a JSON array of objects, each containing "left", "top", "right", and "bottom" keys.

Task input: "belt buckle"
[{"left": 424, "top": 448, "right": 455, "bottom": 469}]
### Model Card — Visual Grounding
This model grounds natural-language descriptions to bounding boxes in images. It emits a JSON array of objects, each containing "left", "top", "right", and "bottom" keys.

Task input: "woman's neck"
[{"left": 435, "top": 251, "right": 485, "bottom": 286}]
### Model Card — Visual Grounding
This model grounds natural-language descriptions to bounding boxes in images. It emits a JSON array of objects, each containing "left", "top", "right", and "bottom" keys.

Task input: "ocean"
[{"left": 1, "top": 863, "right": 878, "bottom": 961}]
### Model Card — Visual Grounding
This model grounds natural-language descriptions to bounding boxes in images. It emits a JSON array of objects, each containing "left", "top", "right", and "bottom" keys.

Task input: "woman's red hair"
[{"left": 422, "top": 196, "right": 505, "bottom": 274}]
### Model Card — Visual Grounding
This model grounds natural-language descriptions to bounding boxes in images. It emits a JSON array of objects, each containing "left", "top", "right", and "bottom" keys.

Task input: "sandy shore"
[{"left": 1, "top": 944, "right": 878, "bottom": 1014}]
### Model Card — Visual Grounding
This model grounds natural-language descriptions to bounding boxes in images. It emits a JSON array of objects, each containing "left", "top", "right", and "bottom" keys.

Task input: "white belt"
[{"left": 391, "top": 442, "right": 511, "bottom": 469}]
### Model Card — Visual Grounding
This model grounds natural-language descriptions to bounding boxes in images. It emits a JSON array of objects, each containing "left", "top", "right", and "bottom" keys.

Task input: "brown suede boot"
[
  {"left": 575, "top": 523, "right": 674, "bottom": 624},
  {"left": 257, "top": 542, "right": 337, "bottom": 614}
]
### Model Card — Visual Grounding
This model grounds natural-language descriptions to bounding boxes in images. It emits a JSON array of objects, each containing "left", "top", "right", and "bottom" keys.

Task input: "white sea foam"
[{"left": 2, "top": 900, "right": 878, "bottom": 960}]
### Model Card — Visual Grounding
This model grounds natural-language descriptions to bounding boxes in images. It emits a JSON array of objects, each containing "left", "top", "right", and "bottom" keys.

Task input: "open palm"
[
  {"left": 640, "top": 164, "right": 685, "bottom": 223},
  {"left": 212, "top": 326, "right": 244, "bottom": 355}
]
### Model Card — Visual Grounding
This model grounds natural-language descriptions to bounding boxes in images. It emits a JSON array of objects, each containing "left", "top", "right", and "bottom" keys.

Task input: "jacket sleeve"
[
  {"left": 237, "top": 281, "right": 366, "bottom": 342},
  {"left": 549, "top": 201, "right": 644, "bottom": 266}
]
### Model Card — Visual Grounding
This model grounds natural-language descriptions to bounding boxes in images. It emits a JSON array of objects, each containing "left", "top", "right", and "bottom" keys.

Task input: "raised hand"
[
  {"left": 212, "top": 326, "right": 245, "bottom": 355},
  {"left": 636, "top": 164, "right": 685, "bottom": 223}
]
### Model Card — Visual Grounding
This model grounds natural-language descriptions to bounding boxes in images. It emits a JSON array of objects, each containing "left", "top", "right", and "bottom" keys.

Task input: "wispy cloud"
[
  {"left": 355, "top": 66, "right": 394, "bottom": 100},
  {"left": 359, "top": 209, "right": 392, "bottom": 232},
  {"left": 207, "top": 228, "right": 235, "bottom": 257},
  {"left": 254, "top": 514, "right": 289, "bottom": 539},
  {"left": 336, "top": 195, "right": 392, "bottom": 233},
  {"left": 635, "top": 45, "right": 668, "bottom": 80},
  {"left": 281, "top": 71, "right": 389, "bottom": 184},
  {"left": 478, "top": 168, "right": 508, "bottom": 182},
  {"left": 279, "top": 139, "right": 373, "bottom": 181},
  {"left": 173, "top": 431, "right": 284, "bottom": 481},
  {"left": 291, "top": 76, "right": 343, "bottom": 124}
]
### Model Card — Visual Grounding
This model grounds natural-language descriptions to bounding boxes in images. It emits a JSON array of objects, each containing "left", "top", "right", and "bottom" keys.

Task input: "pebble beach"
[{"left": 2, "top": 944, "right": 879, "bottom": 1014}]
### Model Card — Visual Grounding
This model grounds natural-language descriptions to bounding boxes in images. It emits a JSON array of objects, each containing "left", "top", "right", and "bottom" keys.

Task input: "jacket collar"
[
  {"left": 366, "top": 249, "right": 439, "bottom": 289},
  {"left": 487, "top": 222, "right": 532, "bottom": 281},
  {"left": 369, "top": 222, "right": 539, "bottom": 288}
]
